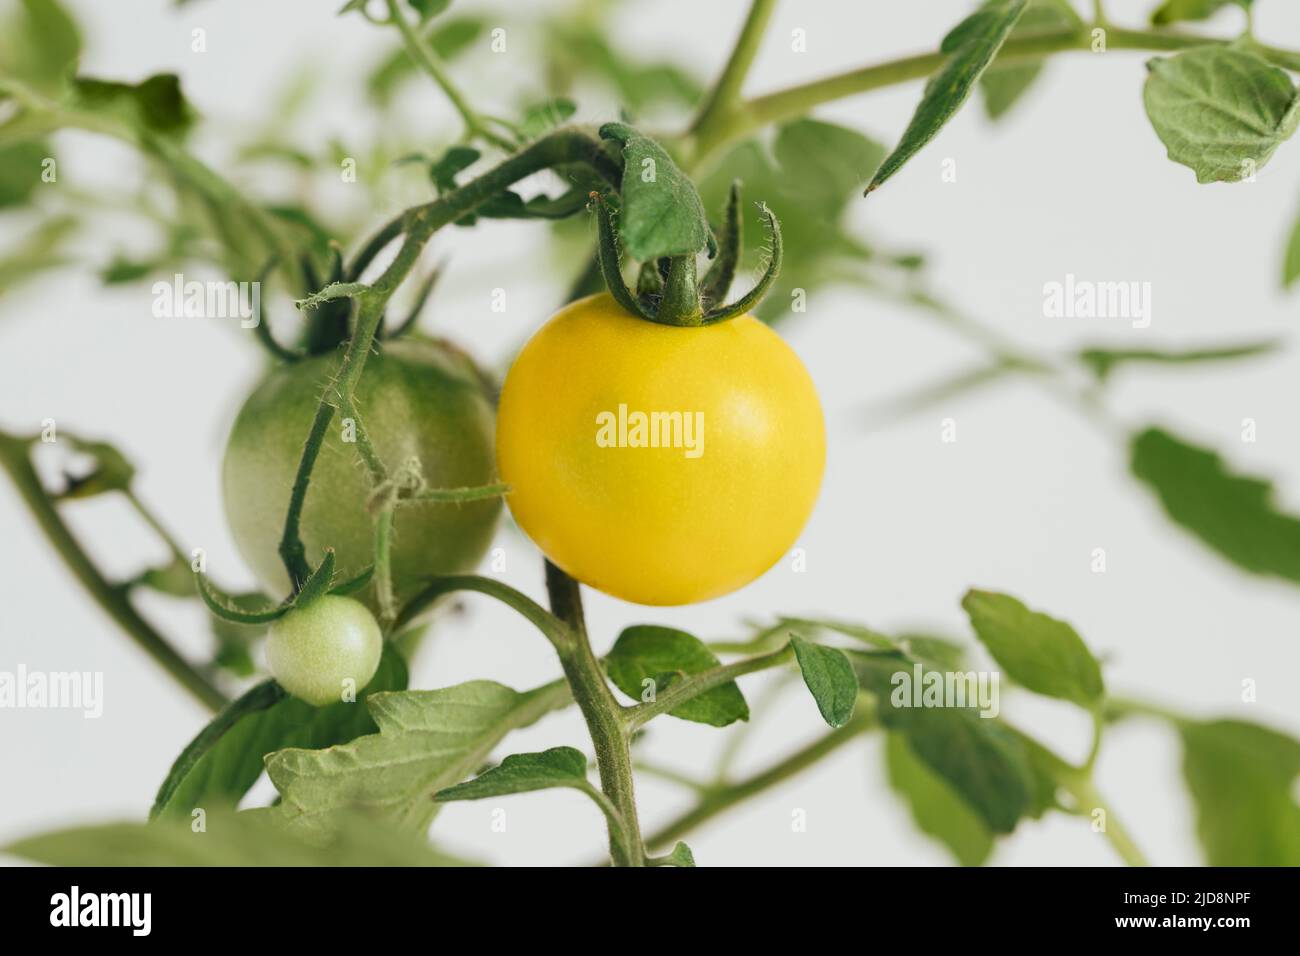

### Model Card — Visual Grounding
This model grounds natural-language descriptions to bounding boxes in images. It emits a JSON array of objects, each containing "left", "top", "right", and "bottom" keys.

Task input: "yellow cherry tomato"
[{"left": 496, "top": 293, "right": 825, "bottom": 605}]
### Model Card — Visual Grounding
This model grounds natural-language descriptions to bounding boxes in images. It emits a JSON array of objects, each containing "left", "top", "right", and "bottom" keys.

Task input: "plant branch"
[
  {"left": 684, "top": 23, "right": 1300, "bottom": 168},
  {"left": 625, "top": 643, "right": 795, "bottom": 732},
  {"left": 394, "top": 574, "right": 571, "bottom": 649},
  {"left": 544, "top": 561, "right": 646, "bottom": 867},
  {"left": 383, "top": 0, "right": 517, "bottom": 151},
  {"left": 0, "top": 432, "right": 227, "bottom": 712},
  {"left": 688, "top": 0, "right": 778, "bottom": 140}
]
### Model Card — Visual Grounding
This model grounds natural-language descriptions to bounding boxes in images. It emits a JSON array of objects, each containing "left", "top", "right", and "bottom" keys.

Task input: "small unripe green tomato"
[{"left": 266, "top": 595, "right": 383, "bottom": 706}]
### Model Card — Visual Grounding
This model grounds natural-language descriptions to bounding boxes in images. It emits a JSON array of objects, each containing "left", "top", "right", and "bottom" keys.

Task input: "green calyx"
[{"left": 592, "top": 179, "right": 783, "bottom": 328}]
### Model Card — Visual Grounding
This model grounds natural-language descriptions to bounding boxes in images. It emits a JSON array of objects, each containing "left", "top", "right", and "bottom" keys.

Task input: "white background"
[{"left": 3, "top": 0, "right": 1300, "bottom": 866}]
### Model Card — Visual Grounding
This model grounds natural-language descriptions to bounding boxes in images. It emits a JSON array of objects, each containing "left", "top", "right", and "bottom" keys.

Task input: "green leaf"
[
  {"left": 408, "top": 0, "right": 451, "bottom": 20},
  {"left": 962, "top": 590, "right": 1104, "bottom": 707},
  {"left": 1143, "top": 46, "right": 1299, "bottom": 184},
  {"left": 885, "top": 732, "right": 994, "bottom": 866},
  {"left": 851, "top": 650, "right": 1034, "bottom": 833},
  {"left": 7, "top": 807, "right": 471, "bottom": 866},
  {"left": 790, "top": 636, "right": 858, "bottom": 728},
  {"left": 698, "top": 119, "right": 887, "bottom": 322},
  {"left": 196, "top": 573, "right": 287, "bottom": 624},
  {"left": 0, "top": 141, "right": 51, "bottom": 208},
  {"left": 779, "top": 616, "right": 896, "bottom": 650},
  {"left": 1077, "top": 340, "right": 1278, "bottom": 381},
  {"left": 978, "top": 0, "right": 1080, "bottom": 120},
  {"left": 650, "top": 841, "right": 697, "bottom": 867},
  {"left": 772, "top": 119, "right": 886, "bottom": 218},
  {"left": 1179, "top": 718, "right": 1300, "bottom": 865},
  {"left": 1151, "top": 0, "right": 1250, "bottom": 26},
  {"left": 599, "top": 122, "right": 713, "bottom": 260},
  {"left": 606, "top": 625, "right": 749, "bottom": 727},
  {"left": 541, "top": 19, "right": 700, "bottom": 113},
  {"left": 56, "top": 436, "right": 135, "bottom": 499},
  {"left": 69, "top": 73, "right": 196, "bottom": 139},
  {"left": 867, "top": 0, "right": 1028, "bottom": 193},
  {"left": 150, "top": 645, "right": 407, "bottom": 821},
  {"left": 1131, "top": 427, "right": 1300, "bottom": 584},
  {"left": 261, "top": 678, "right": 570, "bottom": 840},
  {"left": 435, "top": 746, "right": 590, "bottom": 801},
  {"left": 0, "top": 0, "right": 81, "bottom": 96}
]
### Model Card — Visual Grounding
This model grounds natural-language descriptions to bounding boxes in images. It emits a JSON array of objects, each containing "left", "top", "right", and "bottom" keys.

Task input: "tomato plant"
[{"left": 4, "top": 0, "right": 1300, "bottom": 879}]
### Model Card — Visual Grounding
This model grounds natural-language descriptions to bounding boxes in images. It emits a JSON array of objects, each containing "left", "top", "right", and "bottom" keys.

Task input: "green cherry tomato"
[
  {"left": 496, "top": 293, "right": 826, "bottom": 606},
  {"left": 266, "top": 595, "right": 383, "bottom": 706},
  {"left": 222, "top": 338, "right": 501, "bottom": 613}
]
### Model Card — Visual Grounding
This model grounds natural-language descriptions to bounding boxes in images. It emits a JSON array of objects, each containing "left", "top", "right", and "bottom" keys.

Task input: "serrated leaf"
[
  {"left": 151, "top": 645, "right": 407, "bottom": 820},
  {"left": 1151, "top": 0, "right": 1249, "bottom": 26},
  {"left": 1179, "top": 718, "right": 1300, "bottom": 865},
  {"left": 1143, "top": 46, "right": 1299, "bottom": 184},
  {"left": 261, "top": 678, "right": 570, "bottom": 840},
  {"left": 606, "top": 625, "right": 749, "bottom": 727},
  {"left": 599, "top": 122, "right": 713, "bottom": 260},
  {"left": 962, "top": 590, "right": 1103, "bottom": 707},
  {"left": 436, "top": 746, "right": 589, "bottom": 801},
  {"left": 867, "top": 0, "right": 1028, "bottom": 193},
  {"left": 1077, "top": 340, "right": 1278, "bottom": 381},
  {"left": 851, "top": 650, "right": 1033, "bottom": 833},
  {"left": 1131, "top": 427, "right": 1300, "bottom": 584},
  {"left": 790, "top": 636, "right": 858, "bottom": 728},
  {"left": 7, "top": 807, "right": 471, "bottom": 867},
  {"left": 885, "top": 732, "right": 994, "bottom": 866}
]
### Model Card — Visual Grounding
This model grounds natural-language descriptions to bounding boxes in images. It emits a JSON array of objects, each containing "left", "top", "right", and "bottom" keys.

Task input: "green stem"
[
  {"left": 383, "top": 0, "right": 516, "bottom": 151},
  {"left": 0, "top": 432, "right": 227, "bottom": 712},
  {"left": 625, "top": 644, "right": 795, "bottom": 732},
  {"left": 685, "top": 24, "right": 1300, "bottom": 168},
  {"left": 278, "top": 401, "right": 334, "bottom": 589},
  {"left": 1009, "top": 725, "right": 1150, "bottom": 866},
  {"left": 544, "top": 562, "right": 645, "bottom": 867},
  {"left": 124, "top": 488, "right": 186, "bottom": 562},
  {"left": 372, "top": 499, "right": 398, "bottom": 628},
  {"left": 688, "top": 0, "right": 778, "bottom": 139},
  {"left": 393, "top": 574, "right": 570, "bottom": 648},
  {"left": 643, "top": 711, "right": 874, "bottom": 851},
  {"left": 1060, "top": 776, "right": 1150, "bottom": 867}
]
